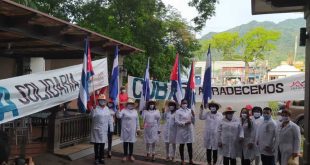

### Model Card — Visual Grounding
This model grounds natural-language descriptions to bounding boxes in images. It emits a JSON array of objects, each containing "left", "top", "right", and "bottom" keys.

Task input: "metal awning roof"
[{"left": 0, "top": 0, "right": 144, "bottom": 59}]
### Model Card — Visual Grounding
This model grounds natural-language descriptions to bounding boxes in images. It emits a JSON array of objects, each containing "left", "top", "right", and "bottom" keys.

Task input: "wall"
[
  {"left": 45, "top": 59, "right": 82, "bottom": 70},
  {"left": 0, "top": 57, "right": 16, "bottom": 79}
]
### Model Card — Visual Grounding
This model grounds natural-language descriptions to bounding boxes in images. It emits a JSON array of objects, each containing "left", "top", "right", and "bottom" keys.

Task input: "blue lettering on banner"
[
  {"left": 0, "top": 87, "right": 19, "bottom": 121},
  {"left": 133, "top": 78, "right": 143, "bottom": 98},
  {"left": 154, "top": 81, "right": 167, "bottom": 99}
]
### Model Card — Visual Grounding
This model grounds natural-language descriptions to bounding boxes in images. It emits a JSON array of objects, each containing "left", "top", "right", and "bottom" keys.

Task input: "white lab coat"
[
  {"left": 162, "top": 111, "right": 177, "bottom": 143},
  {"left": 175, "top": 108, "right": 195, "bottom": 144},
  {"left": 240, "top": 119, "right": 256, "bottom": 160},
  {"left": 90, "top": 106, "right": 114, "bottom": 143},
  {"left": 256, "top": 119, "right": 277, "bottom": 156},
  {"left": 251, "top": 116, "right": 264, "bottom": 156},
  {"left": 278, "top": 121, "right": 301, "bottom": 165},
  {"left": 199, "top": 110, "right": 223, "bottom": 150},
  {"left": 218, "top": 117, "right": 241, "bottom": 158},
  {"left": 142, "top": 109, "right": 161, "bottom": 143},
  {"left": 116, "top": 108, "right": 140, "bottom": 142}
]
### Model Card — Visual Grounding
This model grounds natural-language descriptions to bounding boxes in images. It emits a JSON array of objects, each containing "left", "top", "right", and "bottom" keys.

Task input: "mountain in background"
[{"left": 199, "top": 18, "right": 306, "bottom": 68}]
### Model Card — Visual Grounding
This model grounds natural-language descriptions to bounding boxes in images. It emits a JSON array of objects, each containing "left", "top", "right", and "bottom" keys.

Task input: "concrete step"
[{"left": 54, "top": 138, "right": 122, "bottom": 160}]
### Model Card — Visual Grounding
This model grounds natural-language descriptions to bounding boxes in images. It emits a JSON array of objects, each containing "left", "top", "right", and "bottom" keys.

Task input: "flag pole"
[{"left": 91, "top": 76, "right": 96, "bottom": 107}]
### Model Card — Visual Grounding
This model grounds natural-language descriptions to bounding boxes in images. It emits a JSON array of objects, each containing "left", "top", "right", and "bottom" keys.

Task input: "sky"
[{"left": 162, "top": 0, "right": 304, "bottom": 38}]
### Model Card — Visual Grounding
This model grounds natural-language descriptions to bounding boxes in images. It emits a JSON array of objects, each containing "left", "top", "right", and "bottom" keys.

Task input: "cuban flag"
[
  {"left": 202, "top": 44, "right": 212, "bottom": 107},
  {"left": 184, "top": 61, "right": 196, "bottom": 109},
  {"left": 78, "top": 38, "right": 94, "bottom": 113},
  {"left": 170, "top": 53, "right": 183, "bottom": 105},
  {"left": 139, "top": 57, "right": 151, "bottom": 111},
  {"left": 109, "top": 46, "right": 119, "bottom": 111}
]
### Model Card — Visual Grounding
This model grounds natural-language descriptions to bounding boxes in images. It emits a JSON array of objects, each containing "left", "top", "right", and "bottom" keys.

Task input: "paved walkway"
[{"left": 33, "top": 111, "right": 244, "bottom": 165}]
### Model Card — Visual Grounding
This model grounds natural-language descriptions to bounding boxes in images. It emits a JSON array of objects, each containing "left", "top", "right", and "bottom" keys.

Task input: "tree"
[
  {"left": 198, "top": 27, "right": 281, "bottom": 83},
  {"left": 14, "top": 0, "right": 200, "bottom": 82},
  {"left": 236, "top": 27, "right": 281, "bottom": 82},
  {"left": 188, "top": 0, "right": 217, "bottom": 31}
]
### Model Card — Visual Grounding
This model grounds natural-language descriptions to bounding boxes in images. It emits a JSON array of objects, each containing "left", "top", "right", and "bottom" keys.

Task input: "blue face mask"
[
  {"left": 263, "top": 114, "right": 271, "bottom": 121},
  {"left": 99, "top": 100, "right": 106, "bottom": 106}
]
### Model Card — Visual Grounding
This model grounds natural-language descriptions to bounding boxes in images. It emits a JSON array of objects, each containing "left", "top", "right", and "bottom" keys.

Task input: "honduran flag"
[
  {"left": 170, "top": 53, "right": 183, "bottom": 105},
  {"left": 109, "top": 46, "right": 119, "bottom": 111},
  {"left": 202, "top": 44, "right": 212, "bottom": 107},
  {"left": 184, "top": 61, "right": 196, "bottom": 109},
  {"left": 78, "top": 38, "right": 94, "bottom": 113},
  {"left": 139, "top": 57, "right": 151, "bottom": 111}
]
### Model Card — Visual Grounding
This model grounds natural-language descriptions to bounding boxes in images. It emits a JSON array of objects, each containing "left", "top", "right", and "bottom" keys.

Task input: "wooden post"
[{"left": 303, "top": 3, "right": 310, "bottom": 165}]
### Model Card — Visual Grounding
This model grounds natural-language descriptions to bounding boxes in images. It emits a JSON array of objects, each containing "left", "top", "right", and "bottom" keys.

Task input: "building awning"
[{"left": 0, "top": 0, "right": 144, "bottom": 59}]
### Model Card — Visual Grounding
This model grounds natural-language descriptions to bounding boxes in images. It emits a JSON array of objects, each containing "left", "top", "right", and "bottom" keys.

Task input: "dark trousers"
[
  {"left": 241, "top": 151, "right": 251, "bottom": 165},
  {"left": 108, "top": 127, "right": 113, "bottom": 152},
  {"left": 261, "top": 154, "right": 275, "bottom": 165},
  {"left": 179, "top": 143, "right": 193, "bottom": 161},
  {"left": 94, "top": 143, "right": 105, "bottom": 160},
  {"left": 207, "top": 149, "right": 218, "bottom": 164},
  {"left": 123, "top": 142, "right": 134, "bottom": 156},
  {"left": 278, "top": 148, "right": 281, "bottom": 165},
  {"left": 223, "top": 157, "right": 236, "bottom": 165},
  {"left": 115, "top": 118, "right": 122, "bottom": 135}
]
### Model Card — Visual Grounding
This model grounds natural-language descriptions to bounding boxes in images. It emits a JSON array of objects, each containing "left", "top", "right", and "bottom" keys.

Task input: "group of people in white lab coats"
[
  {"left": 90, "top": 94, "right": 301, "bottom": 165},
  {"left": 199, "top": 101, "right": 301, "bottom": 165}
]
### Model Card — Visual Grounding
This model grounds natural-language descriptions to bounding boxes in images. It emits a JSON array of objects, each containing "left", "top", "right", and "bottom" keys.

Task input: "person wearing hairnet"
[
  {"left": 142, "top": 100, "right": 161, "bottom": 161},
  {"left": 175, "top": 99, "right": 196, "bottom": 165},
  {"left": 162, "top": 100, "right": 178, "bottom": 162}
]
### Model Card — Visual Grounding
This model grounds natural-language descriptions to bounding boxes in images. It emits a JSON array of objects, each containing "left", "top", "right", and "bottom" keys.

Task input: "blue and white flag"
[
  {"left": 202, "top": 44, "right": 212, "bottom": 107},
  {"left": 78, "top": 38, "right": 94, "bottom": 113},
  {"left": 109, "top": 46, "right": 119, "bottom": 111},
  {"left": 139, "top": 57, "right": 150, "bottom": 111}
]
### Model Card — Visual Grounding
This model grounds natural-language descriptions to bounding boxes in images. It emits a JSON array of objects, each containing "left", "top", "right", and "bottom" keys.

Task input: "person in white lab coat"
[
  {"left": 257, "top": 107, "right": 277, "bottom": 165},
  {"left": 106, "top": 99, "right": 116, "bottom": 158},
  {"left": 239, "top": 108, "right": 256, "bottom": 165},
  {"left": 277, "top": 110, "right": 301, "bottom": 165},
  {"left": 199, "top": 101, "right": 223, "bottom": 165},
  {"left": 218, "top": 106, "right": 240, "bottom": 165},
  {"left": 251, "top": 106, "right": 264, "bottom": 165},
  {"left": 162, "top": 100, "right": 178, "bottom": 162},
  {"left": 142, "top": 100, "right": 161, "bottom": 161},
  {"left": 175, "top": 99, "right": 195, "bottom": 165},
  {"left": 116, "top": 98, "right": 140, "bottom": 162},
  {"left": 90, "top": 94, "right": 114, "bottom": 165}
]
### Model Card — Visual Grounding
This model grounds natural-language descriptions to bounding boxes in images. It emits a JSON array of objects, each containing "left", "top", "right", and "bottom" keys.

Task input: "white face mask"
[
  {"left": 241, "top": 114, "right": 247, "bottom": 119},
  {"left": 98, "top": 100, "right": 106, "bottom": 106},
  {"left": 210, "top": 107, "right": 217, "bottom": 112},
  {"left": 149, "top": 105, "right": 155, "bottom": 109},
  {"left": 169, "top": 106, "right": 175, "bottom": 111},
  {"left": 181, "top": 104, "right": 187, "bottom": 109},
  {"left": 253, "top": 112, "right": 261, "bottom": 118},
  {"left": 121, "top": 90, "right": 126, "bottom": 93},
  {"left": 127, "top": 105, "right": 134, "bottom": 110},
  {"left": 281, "top": 116, "right": 289, "bottom": 122}
]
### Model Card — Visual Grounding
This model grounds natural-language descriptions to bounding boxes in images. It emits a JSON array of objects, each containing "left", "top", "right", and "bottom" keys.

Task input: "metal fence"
[{"left": 54, "top": 114, "right": 91, "bottom": 149}]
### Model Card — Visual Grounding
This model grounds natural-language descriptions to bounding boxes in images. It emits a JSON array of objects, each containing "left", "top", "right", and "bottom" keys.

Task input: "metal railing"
[{"left": 54, "top": 114, "right": 91, "bottom": 149}]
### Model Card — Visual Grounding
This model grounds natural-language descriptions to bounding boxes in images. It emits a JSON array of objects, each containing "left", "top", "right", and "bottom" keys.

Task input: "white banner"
[
  {"left": 0, "top": 59, "right": 108, "bottom": 124},
  {"left": 128, "top": 73, "right": 304, "bottom": 103}
]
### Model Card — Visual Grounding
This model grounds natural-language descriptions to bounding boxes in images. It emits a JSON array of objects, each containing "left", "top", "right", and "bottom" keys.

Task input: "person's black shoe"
[
  {"left": 99, "top": 159, "right": 105, "bottom": 164},
  {"left": 94, "top": 159, "right": 100, "bottom": 165}
]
